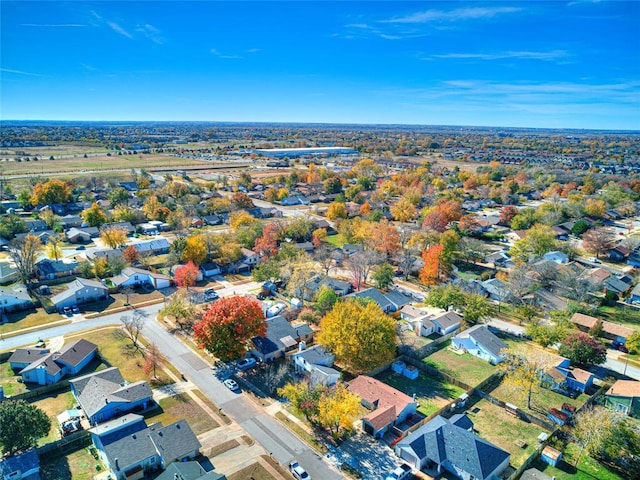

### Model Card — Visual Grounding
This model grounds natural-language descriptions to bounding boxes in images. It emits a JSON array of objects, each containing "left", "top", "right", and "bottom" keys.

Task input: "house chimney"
[
  {"left": 115, "top": 458, "right": 119, "bottom": 469},
  {"left": 298, "top": 341, "right": 306, "bottom": 352}
]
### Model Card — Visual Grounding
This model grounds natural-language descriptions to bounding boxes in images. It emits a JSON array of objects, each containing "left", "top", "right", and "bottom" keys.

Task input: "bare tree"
[
  {"left": 554, "top": 270, "right": 594, "bottom": 303},
  {"left": 573, "top": 406, "right": 622, "bottom": 466},
  {"left": 314, "top": 244, "right": 335, "bottom": 276},
  {"left": 508, "top": 265, "right": 536, "bottom": 305},
  {"left": 347, "top": 250, "right": 381, "bottom": 291},
  {"left": 263, "top": 362, "right": 289, "bottom": 395},
  {"left": 9, "top": 234, "right": 43, "bottom": 289},
  {"left": 121, "top": 286, "right": 135, "bottom": 306},
  {"left": 499, "top": 347, "right": 557, "bottom": 410},
  {"left": 121, "top": 310, "right": 147, "bottom": 351},
  {"left": 582, "top": 227, "right": 615, "bottom": 259}
]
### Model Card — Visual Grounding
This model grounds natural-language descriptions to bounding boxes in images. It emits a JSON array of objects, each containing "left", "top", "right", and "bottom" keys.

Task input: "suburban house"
[
  {"left": 101, "top": 222, "right": 136, "bottom": 236},
  {"left": 429, "top": 311, "right": 463, "bottom": 336},
  {"left": 289, "top": 343, "right": 340, "bottom": 386},
  {"left": 156, "top": 462, "right": 227, "bottom": 480},
  {"left": 346, "top": 287, "right": 412, "bottom": 313},
  {"left": 70, "top": 367, "right": 153, "bottom": 425},
  {"left": 605, "top": 380, "right": 640, "bottom": 418},
  {"left": 569, "top": 313, "right": 634, "bottom": 345},
  {"left": 129, "top": 238, "right": 171, "bottom": 255},
  {"left": 200, "top": 262, "right": 222, "bottom": 277},
  {"left": 90, "top": 414, "right": 200, "bottom": 480},
  {"left": 347, "top": 375, "right": 418, "bottom": 438},
  {"left": 481, "top": 278, "right": 512, "bottom": 302},
  {"left": 237, "top": 248, "right": 261, "bottom": 271},
  {"left": 110, "top": 267, "right": 172, "bottom": 290},
  {"left": 86, "top": 248, "right": 124, "bottom": 262},
  {"left": 50, "top": 278, "right": 109, "bottom": 311},
  {"left": 543, "top": 250, "right": 569, "bottom": 264},
  {"left": 395, "top": 415, "right": 510, "bottom": 480},
  {"left": 250, "top": 316, "right": 314, "bottom": 361},
  {"left": 10, "top": 339, "right": 97, "bottom": 386},
  {"left": 609, "top": 245, "right": 631, "bottom": 262},
  {"left": 452, "top": 325, "right": 508, "bottom": 365},
  {"left": 0, "top": 449, "right": 40, "bottom": 480},
  {"left": 66, "top": 226, "right": 100, "bottom": 243},
  {"left": 304, "top": 275, "right": 353, "bottom": 300},
  {"left": 0, "top": 284, "right": 35, "bottom": 314},
  {"left": 0, "top": 262, "right": 19, "bottom": 285},
  {"left": 545, "top": 357, "right": 594, "bottom": 394},
  {"left": 35, "top": 259, "right": 79, "bottom": 281}
]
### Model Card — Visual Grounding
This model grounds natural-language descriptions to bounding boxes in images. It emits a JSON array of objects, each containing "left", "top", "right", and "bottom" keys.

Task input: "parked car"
[
  {"left": 204, "top": 288, "right": 219, "bottom": 301},
  {"left": 266, "top": 302, "right": 286, "bottom": 318},
  {"left": 62, "top": 306, "right": 72, "bottom": 316},
  {"left": 71, "top": 306, "right": 80, "bottom": 314},
  {"left": 75, "top": 245, "right": 86, "bottom": 251},
  {"left": 35, "top": 340, "right": 46, "bottom": 348},
  {"left": 587, "top": 257, "right": 600, "bottom": 263},
  {"left": 237, "top": 358, "right": 257, "bottom": 371},
  {"left": 223, "top": 378, "right": 239, "bottom": 391},
  {"left": 289, "top": 461, "right": 310, "bottom": 480},
  {"left": 386, "top": 464, "right": 412, "bottom": 480}
]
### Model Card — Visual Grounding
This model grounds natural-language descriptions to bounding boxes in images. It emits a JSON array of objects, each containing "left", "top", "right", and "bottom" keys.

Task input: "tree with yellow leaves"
[
  {"left": 44, "top": 236, "right": 63, "bottom": 261},
  {"left": 229, "top": 211, "right": 257, "bottom": 229},
  {"left": 499, "top": 347, "right": 557, "bottom": 410},
  {"left": 81, "top": 203, "right": 107, "bottom": 227},
  {"left": 318, "top": 299, "right": 396, "bottom": 374},
  {"left": 326, "top": 202, "right": 348, "bottom": 221},
  {"left": 317, "top": 383, "right": 361, "bottom": 439},
  {"left": 390, "top": 197, "right": 418, "bottom": 222},
  {"left": 100, "top": 226, "right": 129, "bottom": 249},
  {"left": 182, "top": 234, "right": 207, "bottom": 265}
]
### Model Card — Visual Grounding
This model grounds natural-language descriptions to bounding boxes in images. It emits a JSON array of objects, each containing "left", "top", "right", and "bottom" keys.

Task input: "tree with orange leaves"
[
  {"left": 367, "top": 220, "right": 400, "bottom": 259},
  {"left": 174, "top": 260, "right": 200, "bottom": 290},
  {"left": 193, "top": 296, "right": 266, "bottom": 361},
  {"left": 420, "top": 244, "right": 443, "bottom": 285},
  {"left": 253, "top": 223, "right": 279, "bottom": 258}
]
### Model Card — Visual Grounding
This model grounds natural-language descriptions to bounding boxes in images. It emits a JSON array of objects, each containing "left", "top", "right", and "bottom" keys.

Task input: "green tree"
[
  {"left": 372, "top": 263, "right": 395, "bottom": 290},
  {"left": 626, "top": 331, "right": 640, "bottom": 354},
  {"left": 193, "top": 296, "right": 266, "bottom": 361},
  {"left": 315, "top": 285, "right": 338, "bottom": 314},
  {"left": 0, "top": 214, "right": 27, "bottom": 240},
  {"left": 461, "top": 293, "right": 494, "bottom": 323},
  {"left": 509, "top": 224, "right": 557, "bottom": 262},
  {"left": 318, "top": 299, "right": 396, "bottom": 374},
  {"left": 559, "top": 332, "right": 606, "bottom": 365},
  {"left": 323, "top": 176, "right": 343, "bottom": 194},
  {"left": 108, "top": 187, "right": 131, "bottom": 207},
  {"left": 278, "top": 382, "right": 322, "bottom": 421},
  {"left": 8, "top": 234, "right": 43, "bottom": 287},
  {"left": 0, "top": 400, "right": 51, "bottom": 454}
]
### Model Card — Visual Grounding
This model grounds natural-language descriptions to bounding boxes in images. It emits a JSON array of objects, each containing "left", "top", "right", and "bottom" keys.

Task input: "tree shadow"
[{"left": 40, "top": 454, "right": 72, "bottom": 480}]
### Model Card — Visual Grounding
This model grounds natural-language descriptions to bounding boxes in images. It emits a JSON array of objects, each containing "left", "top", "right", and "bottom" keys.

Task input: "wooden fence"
[{"left": 37, "top": 430, "right": 91, "bottom": 458}]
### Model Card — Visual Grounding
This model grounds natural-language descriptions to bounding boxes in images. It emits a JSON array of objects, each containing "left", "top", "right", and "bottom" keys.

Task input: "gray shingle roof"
[
  {"left": 465, "top": 325, "right": 508, "bottom": 357},
  {"left": 293, "top": 345, "right": 333, "bottom": 366},
  {"left": 8, "top": 348, "right": 50, "bottom": 365},
  {"left": 70, "top": 367, "right": 152, "bottom": 419},
  {"left": 397, "top": 415, "right": 509, "bottom": 480},
  {"left": 149, "top": 419, "right": 201, "bottom": 464},
  {"left": 252, "top": 316, "right": 304, "bottom": 356},
  {"left": 56, "top": 339, "right": 97, "bottom": 368},
  {"left": 348, "top": 288, "right": 392, "bottom": 310},
  {"left": 432, "top": 311, "right": 463, "bottom": 329},
  {"left": 0, "top": 449, "right": 39, "bottom": 478}
]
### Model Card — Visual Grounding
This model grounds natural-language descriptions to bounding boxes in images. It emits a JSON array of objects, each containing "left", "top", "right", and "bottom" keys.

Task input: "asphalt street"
[{"left": 1, "top": 288, "right": 344, "bottom": 480}]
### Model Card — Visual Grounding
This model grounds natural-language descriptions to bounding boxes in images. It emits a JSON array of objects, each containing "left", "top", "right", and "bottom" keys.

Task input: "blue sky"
[{"left": 1, "top": 1, "right": 639, "bottom": 129}]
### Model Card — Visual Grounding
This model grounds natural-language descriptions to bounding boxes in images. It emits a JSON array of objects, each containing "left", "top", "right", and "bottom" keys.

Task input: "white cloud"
[
  {"left": 0, "top": 68, "right": 43, "bottom": 77},
  {"left": 210, "top": 49, "right": 242, "bottom": 59},
  {"left": 136, "top": 24, "right": 164, "bottom": 44},
  {"left": 428, "top": 50, "right": 569, "bottom": 62},
  {"left": 107, "top": 21, "right": 133, "bottom": 39},
  {"left": 383, "top": 6, "right": 522, "bottom": 24},
  {"left": 21, "top": 23, "right": 86, "bottom": 27}
]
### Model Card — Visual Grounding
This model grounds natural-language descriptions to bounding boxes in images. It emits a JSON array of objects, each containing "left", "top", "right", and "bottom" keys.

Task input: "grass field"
[
  {"left": 423, "top": 342, "right": 497, "bottom": 387},
  {"left": 144, "top": 392, "right": 219, "bottom": 435},
  {"left": 531, "top": 442, "right": 623, "bottom": 480},
  {"left": 0, "top": 307, "right": 68, "bottom": 336},
  {"left": 466, "top": 397, "right": 551, "bottom": 468},
  {"left": 39, "top": 447, "right": 105, "bottom": 480},
  {"left": 0, "top": 360, "right": 26, "bottom": 395},
  {"left": 375, "top": 370, "right": 465, "bottom": 417},
  {"left": 32, "top": 390, "right": 77, "bottom": 444}
]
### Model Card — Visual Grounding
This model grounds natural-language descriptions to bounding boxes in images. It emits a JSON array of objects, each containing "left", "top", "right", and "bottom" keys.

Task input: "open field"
[
  {"left": 0, "top": 153, "right": 208, "bottom": 176},
  {"left": 423, "top": 341, "right": 497, "bottom": 387},
  {"left": 144, "top": 392, "right": 219, "bottom": 435},
  {"left": 465, "top": 397, "right": 551, "bottom": 468},
  {"left": 40, "top": 447, "right": 105, "bottom": 480},
  {"left": 531, "top": 442, "right": 623, "bottom": 480},
  {"left": 376, "top": 370, "right": 465, "bottom": 417},
  {"left": 0, "top": 307, "right": 67, "bottom": 336}
]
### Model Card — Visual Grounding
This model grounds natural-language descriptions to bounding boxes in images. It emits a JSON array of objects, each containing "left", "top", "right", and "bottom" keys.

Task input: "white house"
[
  {"left": 289, "top": 343, "right": 340, "bottom": 386},
  {"left": 452, "top": 325, "right": 508, "bottom": 365},
  {"left": 50, "top": 278, "right": 109, "bottom": 311},
  {"left": 111, "top": 267, "right": 172, "bottom": 290}
]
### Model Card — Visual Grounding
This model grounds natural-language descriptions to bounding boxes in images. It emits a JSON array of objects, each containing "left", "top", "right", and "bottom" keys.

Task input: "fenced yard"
[
  {"left": 375, "top": 369, "right": 465, "bottom": 417},
  {"left": 488, "top": 381, "right": 589, "bottom": 415},
  {"left": 40, "top": 446, "right": 105, "bottom": 480},
  {"left": 143, "top": 392, "right": 219, "bottom": 435},
  {"left": 464, "top": 397, "right": 551, "bottom": 468},
  {"left": 530, "top": 441, "right": 623, "bottom": 480},
  {"left": 422, "top": 341, "right": 497, "bottom": 387}
]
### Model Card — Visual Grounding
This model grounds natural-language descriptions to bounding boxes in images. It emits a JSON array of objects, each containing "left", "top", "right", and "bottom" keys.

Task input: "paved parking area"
[{"left": 324, "top": 433, "right": 402, "bottom": 480}]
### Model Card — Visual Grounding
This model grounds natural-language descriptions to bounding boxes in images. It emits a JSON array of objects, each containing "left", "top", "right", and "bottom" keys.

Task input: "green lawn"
[
  {"left": 32, "top": 390, "right": 77, "bottom": 444},
  {"left": 466, "top": 397, "right": 551, "bottom": 468},
  {"left": 490, "top": 381, "right": 589, "bottom": 414},
  {"left": 40, "top": 447, "right": 105, "bottom": 480},
  {"left": 144, "top": 392, "right": 219, "bottom": 435},
  {"left": 597, "top": 305, "right": 640, "bottom": 332},
  {"left": 325, "top": 234, "right": 345, "bottom": 248},
  {"left": 0, "top": 360, "right": 26, "bottom": 396},
  {"left": 531, "top": 442, "right": 623, "bottom": 480},
  {"left": 0, "top": 307, "right": 68, "bottom": 336},
  {"left": 375, "top": 370, "right": 465, "bottom": 417},
  {"left": 423, "top": 342, "right": 497, "bottom": 387}
]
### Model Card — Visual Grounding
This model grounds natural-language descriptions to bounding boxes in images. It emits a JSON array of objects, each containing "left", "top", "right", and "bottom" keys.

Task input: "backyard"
[
  {"left": 531, "top": 442, "right": 623, "bottom": 480},
  {"left": 0, "top": 307, "right": 68, "bottom": 336},
  {"left": 488, "top": 380, "right": 589, "bottom": 415},
  {"left": 597, "top": 304, "right": 640, "bottom": 330},
  {"left": 32, "top": 390, "right": 77, "bottom": 445},
  {"left": 423, "top": 341, "right": 497, "bottom": 387},
  {"left": 464, "top": 397, "right": 551, "bottom": 468},
  {"left": 375, "top": 369, "right": 465, "bottom": 417},
  {"left": 39, "top": 447, "right": 105, "bottom": 480},
  {"left": 143, "top": 392, "right": 219, "bottom": 435}
]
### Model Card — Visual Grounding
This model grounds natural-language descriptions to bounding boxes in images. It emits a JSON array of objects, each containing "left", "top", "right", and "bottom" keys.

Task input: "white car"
[
  {"left": 289, "top": 461, "right": 310, "bottom": 480},
  {"left": 223, "top": 378, "right": 239, "bottom": 391},
  {"left": 266, "top": 302, "right": 286, "bottom": 318}
]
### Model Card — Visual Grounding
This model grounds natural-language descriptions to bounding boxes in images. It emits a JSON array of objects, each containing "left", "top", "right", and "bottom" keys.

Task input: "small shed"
[{"left": 541, "top": 445, "right": 563, "bottom": 467}]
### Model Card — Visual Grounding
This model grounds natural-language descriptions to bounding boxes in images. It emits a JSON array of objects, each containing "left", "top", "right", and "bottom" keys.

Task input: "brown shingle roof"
[
  {"left": 348, "top": 376, "right": 415, "bottom": 430},
  {"left": 606, "top": 380, "right": 640, "bottom": 398},
  {"left": 602, "top": 321, "right": 634, "bottom": 339},
  {"left": 570, "top": 313, "right": 599, "bottom": 329}
]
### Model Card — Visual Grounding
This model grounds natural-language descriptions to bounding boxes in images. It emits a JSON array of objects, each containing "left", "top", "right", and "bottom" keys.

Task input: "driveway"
[{"left": 324, "top": 433, "right": 401, "bottom": 480}]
